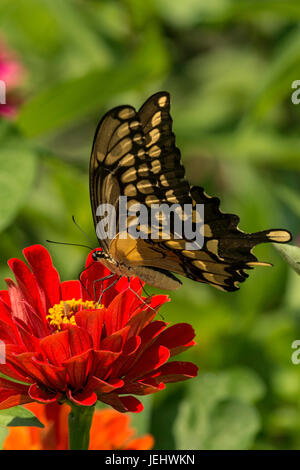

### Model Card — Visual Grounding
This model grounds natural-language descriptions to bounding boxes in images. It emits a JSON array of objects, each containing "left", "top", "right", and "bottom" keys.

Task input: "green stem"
[{"left": 68, "top": 403, "right": 95, "bottom": 450}]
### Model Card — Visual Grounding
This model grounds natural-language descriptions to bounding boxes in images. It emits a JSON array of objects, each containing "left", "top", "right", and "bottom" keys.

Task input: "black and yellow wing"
[{"left": 90, "top": 91, "right": 292, "bottom": 291}]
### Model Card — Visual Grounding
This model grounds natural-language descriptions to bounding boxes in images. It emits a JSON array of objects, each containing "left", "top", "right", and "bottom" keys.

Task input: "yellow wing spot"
[
  {"left": 246, "top": 261, "right": 272, "bottom": 267},
  {"left": 192, "top": 260, "right": 206, "bottom": 270},
  {"left": 151, "top": 111, "right": 162, "bottom": 127},
  {"left": 151, "top": 160, "right": 161, "bottom": 174},
  {"left": 202, "top": 272, "right": 227, "bottom": 285},
  {"left": 267, "top": 230, "right": 292, "bottom": 242},
  {"left": 146, "top": 129, "right": 160, "bottom": 147},
  {"left": 130, "top": 120, "right": 140, "bottom": 130},
  {"left": 149, "top": 145, "right": 161, "bottom": 158},
  {"left": 146, "top": 195, "right": 160, "bottom": 205},
  {"left": 133, "top": 133, "right": 144, "bottom": 144},
  {"left": 121, "top": 168, "right": 137, "bottom": 184},
  {"left": 158, "top": 95, "right": 168, "bottom": 107},
  {"left": 204, "top": 224, "right": 213, "bottom": 237},
  {"left": 206, "top": 239, "right": 221, "bottom": 257},
  {"left": 127, "top": 198, "right": 139, "bottom": 209},
  {"left": 160, "top": 175, "right": 170, "bottom": 187},
  {"left": 138, "top": 149, "right": 145, "bottom": 158},
  {"left": 116, "top": 122, "right": 130, "bottom": 139},
  {"left": 137, "top": 180, "right": 153, "bottom": 194},
  {"left": 124, "top": 184, "right": 137, "bottom": 197},
  {"left": 118, "top": 108, "right": 135, "bottom": 119},
  {"left": 165, "top": 239, "right": 186, "bottom": 249},
  {"left": 119, "top": 153, "right": 135, "bottom": 167},
  {"left": 106, "top": 138, "right": 132, "bottom": 165},
  {"left": 165, "top": 189, "right": 179, "bottom": 203},
  {"left": 138, "top": 163, "right": 150, "bottom": 177}
]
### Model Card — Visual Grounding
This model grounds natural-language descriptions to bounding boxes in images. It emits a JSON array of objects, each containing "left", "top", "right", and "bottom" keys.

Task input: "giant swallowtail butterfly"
[{"left": 90, "top": 92, "right": 291, "bottom": 292}]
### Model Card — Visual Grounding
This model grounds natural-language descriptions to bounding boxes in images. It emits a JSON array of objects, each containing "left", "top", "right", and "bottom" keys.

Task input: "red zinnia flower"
[
  {"left": 0, "top": 245, "right": 197, "bottom": 413},
  {"left": 4, "top": 403, "right": 154, "bottom": 450}
]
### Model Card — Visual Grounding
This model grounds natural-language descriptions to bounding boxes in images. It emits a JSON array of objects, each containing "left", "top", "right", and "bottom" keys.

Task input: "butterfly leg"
[
  {"left": 93, "top": 273, "right": 116, "bottom": 303},
  {"left": 126, "top": 277, "right": 156, "bottom": 313},
  {"left": 99, "top": 276, "right": 121, "bottom": 305},
  {"left": 139, "top": 279, "right": 151, "bottom": 298}
]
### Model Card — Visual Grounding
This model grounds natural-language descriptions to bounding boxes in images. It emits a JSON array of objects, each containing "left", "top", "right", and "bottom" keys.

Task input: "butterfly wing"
[
  {"left": 90, "top": 104, "right": 145, "bottom": 252},
  {"left": 110, "top": 185, "right": 291, "bottom": 291},
  {"left": 90, "top": 91, "right": 292, "bottom": 291}
]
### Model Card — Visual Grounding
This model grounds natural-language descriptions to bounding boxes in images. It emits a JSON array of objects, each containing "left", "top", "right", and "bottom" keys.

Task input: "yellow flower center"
[{"left": 47, "top": 299, "right": 102, "bottom": 330}]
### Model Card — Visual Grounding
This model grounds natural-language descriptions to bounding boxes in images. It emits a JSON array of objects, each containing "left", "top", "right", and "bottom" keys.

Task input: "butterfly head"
[{"left": 92, "top": 250, "right": 107, "bottom": 261}]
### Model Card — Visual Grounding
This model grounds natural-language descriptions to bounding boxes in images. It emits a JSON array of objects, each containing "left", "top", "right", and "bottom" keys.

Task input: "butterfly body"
[
  {"left": 89, "top": 92, "right": 292, "bottom": 292},
  {"left": 92, "top": 248, "right": 182, "bottom": 290}
]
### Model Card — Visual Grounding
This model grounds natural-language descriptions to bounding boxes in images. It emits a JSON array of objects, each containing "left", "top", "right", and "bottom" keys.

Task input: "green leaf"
[
  {"left": 221, "top": 367, "right": 266, "bottom": 404},
  {"left": 0, "top": 406, "right": 44, "bottom": 428},
  {"left": 274, "top": 244, "right": 300, "bottom": 276},
  {"left": 204, "top": 400, "right": 260, "bottom": 450},
  {"left": 174, "top": 371, "right": 262, "bottom": 449},
  {"left": 0, "top": 140, "right": 37, "bottom": 232}
]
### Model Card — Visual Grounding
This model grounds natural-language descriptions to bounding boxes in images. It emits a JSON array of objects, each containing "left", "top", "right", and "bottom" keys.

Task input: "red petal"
[
  {"left": 63, "top": 324, "right": 92, "bottom": 356},
  {"left": 13, "top": 317, "right": 41, "bottom": 350},
  {"left": 104, "top": 290, "right": 133, "bottom": 336},
  {"left": 7, "top": 258, "right": 48, "bottom": 337},
  {"left": 40, "top": 331, "right": 70, "bottom": 365},
  {"left": 12, "top": 352, "right": 53, "bottom": 388},
  {"left": 126, "top": 345, "right": 170, "bottom": 380},
  {"left": 60, "top": 280, "right": 81, "bottom": 300},
  {"left": 32, "top": 357, "right": 66, "bottom": 390},
  {"left": 0, "top": 377, "right": 31, "bottom": 410},
  {"left": 111, "top": 336, "right": 142, "bottom": 378},
  {"left": 23, "top": 245, "right": 60, "bottom": 312},
  {"left": 148, "top": 361, "right": 198, "bottom": 383},
  {"left": 100, "top": 326, "right": 130, "bottom": 353},
  {"left": 5, "top": 278, "right": 34, "bottom": 332},
  {"left": 89, "top": 376, "right": 124, "bottom": 394},
  {"left": 75, "top": 309, "right": 104, "bottom": 349},
  {"left": 63, "top": 350, "right": 92, "bottom": 390},
  {"left": 170, "top": 340, "right": 196, "bottom": 357},
  {"left": 0, "top": 344, "right": 31, "bottom": 383},
  {"left": 126, "top": 309, "right": 156, "bottom": 338},
  {"left": 139, "top": 321, "right": 168, "bottom": 345},
  {"left": 119, "top": 379, "right": 165, "bottom": 395},
  {"left": 154, "top": 323, "right": 195, "bottom": 351},
  {"left": 28, "top": 383, "right": 59, "bottom": 403},
  {"left": 0, "top": 318, "right": 21, "bottom": 344},
  {"left": 100, "top": 393, "right": 143, "bottom": 413},
  {"left": 0, "top": 290, "right": 11, "bottom": 307},
  {"left": 119, "top": 395, "right": 143, "bottom": 413},
  {"left": 67, "top": 388, "right": 97, "bottom": 406},
  {"left": 93, "top": 350, "right": 120, "bottom": 380}
]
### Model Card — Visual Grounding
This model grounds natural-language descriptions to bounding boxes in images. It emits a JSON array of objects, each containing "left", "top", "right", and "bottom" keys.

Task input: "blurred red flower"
[
  {"left": 3, "top": 402, "right": 154, "bottom": 450},
  {"left": 0, "top": 36, "right": 25, "bottom": 118},
  {"left": 0, "top": 245, "right": 197, "bottom": 413}
]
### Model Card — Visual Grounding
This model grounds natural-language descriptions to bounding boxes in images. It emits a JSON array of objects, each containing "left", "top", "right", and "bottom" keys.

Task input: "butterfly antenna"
[
  {"left": 46, "top": 240, "right": 94, "bottom": 250},
  {"left": 72, "top": 215, "right": 95, "bottom": 246}
]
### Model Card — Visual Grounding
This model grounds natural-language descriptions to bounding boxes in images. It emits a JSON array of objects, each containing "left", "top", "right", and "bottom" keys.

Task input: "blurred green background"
[{"left": 0, "top": 0, "right": 300, "bottom": 450}]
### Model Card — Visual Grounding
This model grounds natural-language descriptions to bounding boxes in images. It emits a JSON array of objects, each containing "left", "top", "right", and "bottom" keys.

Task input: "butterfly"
[{"left": 89, "top": 91, "right": 292, "bottom": 292}]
